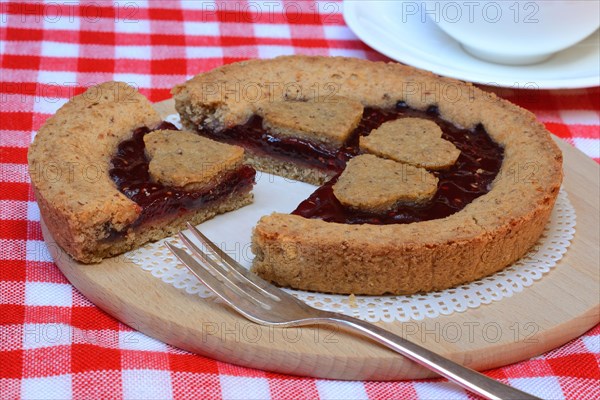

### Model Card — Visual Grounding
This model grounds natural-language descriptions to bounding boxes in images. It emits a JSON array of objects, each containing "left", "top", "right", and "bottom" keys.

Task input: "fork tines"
[{"left": 166, "top": 223, "right": 281, "bottom": 311}]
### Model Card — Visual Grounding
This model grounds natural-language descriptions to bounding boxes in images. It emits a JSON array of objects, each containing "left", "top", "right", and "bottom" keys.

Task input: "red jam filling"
[
  {"left": 109, "top": 121, "right": 256, "bottom": 229},
  {"left": 197, "top": 102, "right": 504, "bottom": 225},
  {"left": 198, "top": 116, "right": 349, "bottom": 172}
]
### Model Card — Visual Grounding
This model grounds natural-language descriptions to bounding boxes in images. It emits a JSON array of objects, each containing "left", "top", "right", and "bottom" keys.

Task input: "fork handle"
[{"left": 322, "top": 314, "right": 539, "bottom": 400}]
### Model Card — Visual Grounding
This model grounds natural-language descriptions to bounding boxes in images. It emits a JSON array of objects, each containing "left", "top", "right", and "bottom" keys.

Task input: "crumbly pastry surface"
[
  {"left": 360, "top": 118, "right": 460, "bottom": 170},
  {"left": 29, "top": 82, "right": 253, "bottom": 263},
  {"left": 258, "top": 97, "right": 364, "bottom": 147},
  {"left": 332, "top": 154, "right": 438, "bottom": 212},
  {"left": 145, "top": 129, "right": 244, "bottom": 190},
  {"left": 174, "top": 56, "right": 563, "bottom": 295}
]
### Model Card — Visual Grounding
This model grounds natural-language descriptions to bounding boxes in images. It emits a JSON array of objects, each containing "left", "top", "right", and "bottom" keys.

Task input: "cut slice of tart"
[
  {"left": 173, "top": 56, "right": 563, "bottom": 295},
  {"left": 28, "top": 82, "right": 255, "bottom": 263}
]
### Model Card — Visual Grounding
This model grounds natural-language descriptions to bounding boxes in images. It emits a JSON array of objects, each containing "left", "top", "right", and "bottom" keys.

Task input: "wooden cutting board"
[{"left": 42, "top": 99, "right": 600, "bottom": 380}]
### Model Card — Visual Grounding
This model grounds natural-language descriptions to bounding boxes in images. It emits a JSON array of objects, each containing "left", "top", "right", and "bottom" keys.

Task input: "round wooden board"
[{"left": 42, "top": 99, "right": 600, "bottom": 381}]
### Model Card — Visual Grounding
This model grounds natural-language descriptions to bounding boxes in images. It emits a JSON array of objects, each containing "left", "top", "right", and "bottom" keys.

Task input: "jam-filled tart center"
[
  {"left": 194, "top": 102, "right": 504, "bottom": 225},
  {"left": 108, "top": 121, "right": 255, "bottom": 230}
]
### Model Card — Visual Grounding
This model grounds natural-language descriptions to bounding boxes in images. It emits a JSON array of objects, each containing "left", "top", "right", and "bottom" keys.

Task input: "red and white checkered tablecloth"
[{"left": 1, "top": 1, "right": 599, "bottom": 399}]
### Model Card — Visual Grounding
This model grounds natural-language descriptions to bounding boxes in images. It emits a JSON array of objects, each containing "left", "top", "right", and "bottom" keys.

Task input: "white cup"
[{"left": 425, "top": 0, "right": 600, "bottom": 65}]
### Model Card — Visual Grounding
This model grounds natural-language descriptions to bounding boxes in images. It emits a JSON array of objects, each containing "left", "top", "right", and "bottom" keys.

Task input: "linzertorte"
[
  {"left": 172, "top": 56, "right": 563, "bottom": 295},
  {"left": 28, "top": 82, "right": 255, "bottom": 263}
]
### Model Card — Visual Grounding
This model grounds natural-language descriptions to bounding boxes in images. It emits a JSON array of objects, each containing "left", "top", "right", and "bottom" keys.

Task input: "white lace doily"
[{"left": 126, "top": 188, "right": 575, "bottom": 323}]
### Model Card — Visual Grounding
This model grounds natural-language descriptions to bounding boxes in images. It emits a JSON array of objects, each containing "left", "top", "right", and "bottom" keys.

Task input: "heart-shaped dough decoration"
[
  {"left": 144, "top": 130, "right": 244, "bottom": 190},
  {"left": 360, "top": 118, "right": 460, "bottom": 170},
  {"left": 257, "top": 97, "right": 364, "bottom": 147},
  {"left": 332, "top": 154, "right": 438, "bottom": 213}
]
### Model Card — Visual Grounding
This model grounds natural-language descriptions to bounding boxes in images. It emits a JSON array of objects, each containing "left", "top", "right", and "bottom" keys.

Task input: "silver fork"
[{"left": 167, "top": 223, "right": 539, "bottom": 400}]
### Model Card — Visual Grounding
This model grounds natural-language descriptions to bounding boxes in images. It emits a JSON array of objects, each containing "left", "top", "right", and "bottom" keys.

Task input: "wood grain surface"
[{"left": 42, "top": 99, "right": 599, "bottom": 380}]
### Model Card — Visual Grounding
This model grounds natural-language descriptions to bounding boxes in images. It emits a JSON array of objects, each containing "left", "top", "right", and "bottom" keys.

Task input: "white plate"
[{"left": 343, "top": 0, "right": 600, "bottom": 89}]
